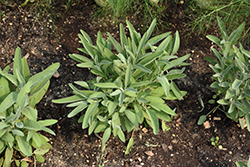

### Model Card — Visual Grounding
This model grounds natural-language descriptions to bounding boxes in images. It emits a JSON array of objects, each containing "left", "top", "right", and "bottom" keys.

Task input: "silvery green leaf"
[
  {"left": 69, "top": 83, "right": 87, "bottom": 98},
  {"left": 228, "top": 103, "right": 235, "bottom": 113},
  {"left": 162, "top": 121, "right": 170, "bottom": 132},
  {"left": 117, "top": 128, "right": 125, "bottom": 142},
  {"left": 101, "top": 127, "right": 111, "bottom": 152},
  {"left": 23, "top": 120, "right": 41, "bottom": 130},
  {"left": 0, "top": 91, "right": 18, "bottom": 113},
  {"left": 157, "top": 76, "right": 170, "bottom": 97},
  {"left": 16, "top": 136, "right": 32, "bottom": 156},
  {"left": 125, "top": 136, "right": 134, "bottom": 154},
  {"left": 232, "top": 79, "right": 242, "bottom": 89},
  {"left": 110, "top": 89, "right": 122, "bottom": 96},
  {"left": 156, "top": 35, "right": 172, "bottom": 52},
  {"left": 38, "top": 119, "right": 58, "bottom": 127},
  {"left": 218, "top": 82, "right": 229, "bottom": 87},
  {"left": 22, "top": 106, "right": 38, "bottom": 121},
  {"left": 42, "top": 127, "right": 56, "bottom": 136},
  {"left": 82, "top": 102, "right": 99, "bottom": 129},
  {"left": 130, "top": 81, "right": 152, "bottom": 88},
  {"left": 170, "top": 81, "right": 183, "bottom": 100},
  {"left": 197, "top": 115, "right": 207, "bottom": 125},
  {"left": 89, "top": 92, "right": 106, "bottom": 99},
  {"left": 0, "top": 70, "right": 18, "bottom": 86},
  {"left": 3, "top": 147, "right": 12, "bottom": 167},
  {"left": 80, "top": 29, "right": 93, "bottom": 44},
  {"left": 0, "top": 129, "right": 7, "bottom": 138},
  {"left": 150, "top": 103, "right": 176, "bottom": 116},
  {"left": 145, "top": 108, "right": 159, "bottom": 134},
  {"left": 97, "top": 115, "right": 108, "bottom": 122},
  {"left": 245, "top": 114, "right": 250, "bottom": 132},
  {"left": 52, "top": 95, "right": 83, "bottom": 104},
  {"left": 118, "top": 92, "right": 125, "bottom": 106},
  {"left": 155, "top": 110, "right": 171, "bottom": 122},
  {"left": 120, "top": 23, "right": 127, "bottom": 48},
  {"left": 125, "top": 64, "right": 131, "bottom": 88},
  {"left": 206, "top": 35, "right": 221, "bottom": 46},
  {"left": 125, "top": 110, "right": 138, "bottom": 127},
  {"left": 2, "top": 132, "right": 14, "bottom": 142},
  {"left": 137, "top": 97, "right": 148, "bottom": 103},
  {"left": 0, "top": 122, "right": 9, "bottom": 130},
  {"left": 15, "top": 122, "right": 23, "bottom": 128},
  {"left": 216, "top": 16, "right": 227, "bottom": 40},
  {"left": 171, "top": 31, "right": 180, "bottom": 55},
  {"left": 164, "top": 54, "right": 190, "bottom": 70},
  {"left": 228, "top": 22, "right": 245, "bottom": 45},
  {"left": 32, "top": 132, "right": 42, "bottom": 148},
  {"left": 145, "top": 32, "right": 171, "bottom": 50},
  {"left": 77, "top": 62, "right": 93, "bottom": 68},
  {"left": 217, "top": 99, "right": 230, "bottom": 105},
  {"left": 94, "top": 83, "right": 119, "bottom": 89},
  {"left": 78, "top": 33, "right": 95, "bottom": 59},
  {"left": 108, "top": 33, "right": 123, "bottom": 54},
  {"left": 133, "top": 64, "right": 152, "bottom": 74},
  {"left": 69, "top": 53, "right": 92, "bottom": 63},
  {"left": 137, "top": 19, "right": 156, "bottom": 55},
  {"left": 225, "top": 88, "right": 236, "bottom": 99}
]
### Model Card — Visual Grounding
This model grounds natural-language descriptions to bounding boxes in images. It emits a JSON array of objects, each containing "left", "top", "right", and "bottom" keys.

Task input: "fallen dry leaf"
[
  {"left": 168, "top": 145, "right": 173, "bottom": 150},
  {"left": 145, "top": 150, "right": 154, "bottom": 156},
  {"left": 142, "top": 127, "right": 148, "bottom": 133},
  {"left": 203, "top": 121, "right": 211, "bottom": 129},
  {"left": 161, "top": 143, "right": 167, "bottom": 150},
  {"left": 53, "top": 71, "right": 60, "bottom": 78}
]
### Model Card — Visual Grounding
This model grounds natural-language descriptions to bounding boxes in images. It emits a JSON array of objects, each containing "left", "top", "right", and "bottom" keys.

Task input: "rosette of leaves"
[
  {"left": 53, "top": 19, "right": 189, "bottom": 153},
  {"left": 199, "top": 16, "right": 250, "bottom": 131},
  {"left": 0, "top": 47, "right": 59, "bottom": 167}
]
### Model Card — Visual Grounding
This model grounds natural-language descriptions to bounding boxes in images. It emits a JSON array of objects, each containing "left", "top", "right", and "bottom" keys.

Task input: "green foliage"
[
  {"left": 210, "top": 136, "right": 222, "bottom": 149},
  {"left": 236, "top": 156, "right": 250, "bottom": 167},
  {"left": 93, "top": 0, "right": 168, "bottom": 32},
  {"left": 53, "top": 19, "right": 189, "bottom": 154},
  {"left": 186, "top": 0, "right": 250, "bottom": 44},
  {"left": 199, "top": 16, "right": 250, "bottom": 131},
  {"left": 0, "top": 47, "right": 59, "bottom": 167}
]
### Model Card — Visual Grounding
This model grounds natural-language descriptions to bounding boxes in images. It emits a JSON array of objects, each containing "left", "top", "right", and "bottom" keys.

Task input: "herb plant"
[
  {"left": 210, "top": 136, "right": 222, "bottom": 149},
  {"left": 198, "top": 16, "right": 250, "bottom": 131},
  {"left": 53, "top": 19, "right": 189, "bottom": 153},
  {"left": 186, "top": 0, "right": 250, "bottom": 45},
  {"left": 0, "top": 47, "right": 59, "bottom": 167},
  {"left": 236, "top": 155, "right": 250, "bottom": 167}
]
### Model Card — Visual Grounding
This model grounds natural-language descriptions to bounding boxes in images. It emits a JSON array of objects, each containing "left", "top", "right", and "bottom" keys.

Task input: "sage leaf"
[
  {"left": 82, "top": 102, "right": 99, "bottom": 129},
  {"left": 101, "top": 127, "right": 111, "bottom": 152},
  {"left": 145, "top": 108, "right": 159, "bottom": 134},
  {"left": 125, "top": 137, "right": 134, "bottom": 154},
  {"left": 16, "top": 136, "right": 32, "bottom": 156}
]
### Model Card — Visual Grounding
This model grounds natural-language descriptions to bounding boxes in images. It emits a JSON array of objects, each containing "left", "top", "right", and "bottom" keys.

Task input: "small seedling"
[{"left": 210, "top": 136, "right": 222, "bottom": 149}]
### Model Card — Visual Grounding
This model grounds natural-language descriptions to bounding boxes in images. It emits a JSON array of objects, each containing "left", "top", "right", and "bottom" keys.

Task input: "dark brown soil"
[{"left": 0, "top": 1, "right": 250, "bottom": 167}]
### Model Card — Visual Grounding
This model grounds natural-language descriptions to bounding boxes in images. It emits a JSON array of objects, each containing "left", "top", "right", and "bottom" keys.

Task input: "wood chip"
[
  {"left": 213, "top": 117, "right": 221, "bottom": 121},
  {"left": 24, "top": 53, "right": 30, "bottom": 59},
  {"left": 142, "top": 127, "right": 148, "bottom": 133},
  {"left": 168, "top": 145, "right": 173, "bottom": 150},
  {"left": 161, "top": 143, "right": 167, "bottom": 150},
  {"left": 203, "top": 121, "right": 211, "bottom": 129},
  {"left": 145, "top": 151, "right": 154, "bottom": 156},
  {"left": 53, "top": 71, "right": 60, "bottom": 78}
]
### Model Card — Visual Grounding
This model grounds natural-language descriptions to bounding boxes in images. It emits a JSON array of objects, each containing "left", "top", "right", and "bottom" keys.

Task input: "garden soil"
[{"left": 0, "top": 1, "right": 250, "bottom": 167}]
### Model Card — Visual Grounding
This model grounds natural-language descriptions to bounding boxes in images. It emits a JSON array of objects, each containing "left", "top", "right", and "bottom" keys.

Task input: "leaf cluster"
[
  {"left": 186, "top": 0, "right": 250, "bottom": 45},
  {"left": 200, "top": 16, "right": 250, "bottom": 131},
  {"left": 236, "top": 155, "right": 250, "bottom": 167},
  {"left": 0, "top": 47, "right": 59, "bottom": 167},
  {"left": 53, "top": 19, "right": 189, "bottom": 153}
]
